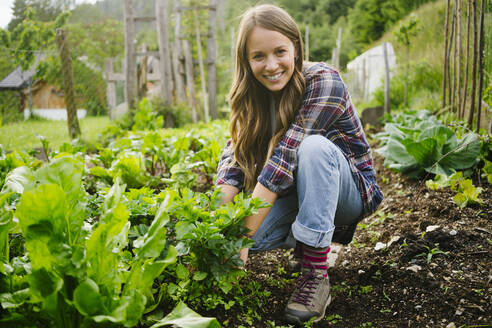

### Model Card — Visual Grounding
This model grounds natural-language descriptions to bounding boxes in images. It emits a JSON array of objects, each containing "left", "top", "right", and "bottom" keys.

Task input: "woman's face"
[{"left": 246, "top": 26, "right": 296, "bottom": 94}]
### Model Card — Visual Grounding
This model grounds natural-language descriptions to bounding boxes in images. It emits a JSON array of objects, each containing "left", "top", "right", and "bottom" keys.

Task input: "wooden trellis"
[{"left": 108, "top": 0, "right": 218, "bottom": 122}]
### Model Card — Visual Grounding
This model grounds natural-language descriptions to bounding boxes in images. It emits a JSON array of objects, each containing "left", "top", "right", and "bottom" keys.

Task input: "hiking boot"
[{"left": 284, "top": 268, "right": 332, "bottom": 324}]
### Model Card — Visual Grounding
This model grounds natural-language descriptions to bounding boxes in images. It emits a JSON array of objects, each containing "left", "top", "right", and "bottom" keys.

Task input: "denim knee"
[{"left": 298, "top": 135, "right": 339, "bottom": 167}]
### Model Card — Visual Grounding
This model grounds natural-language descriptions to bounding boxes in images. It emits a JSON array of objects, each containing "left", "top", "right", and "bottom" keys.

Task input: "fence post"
[
  {"left": 56, "top": 28, "right": 81, "bottom": 139},
  {"left": 173, "top": 0, "right": 186, "bottom": 102},
  {"left": 194, "top": 10, "right": 209, "bottom": 122},
  {"left": 156, "top": 0, "right": 173, "bottom": 106},
  {"left": 207, "top": 0, "right": 218, "bottom": 120},
  {"left": 183, "top": 40, "right": 198, "bottom": 123},
  {"left": 124, "top": 0, "right": 137, "bottom": 110},
  {"left": 105, "top": 58, "right": 116, "bottom": 119},
  {"left": 383, "top": 42, "right": 391, "bottom": 114}
]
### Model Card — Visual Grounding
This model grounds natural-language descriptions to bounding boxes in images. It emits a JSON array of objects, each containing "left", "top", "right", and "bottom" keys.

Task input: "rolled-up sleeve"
[
  {"left": 216, "top": 139, "right": 245, "bottom": 190},
  {"left": 257, "top": 67, "right": 347, "bottom": 195}
]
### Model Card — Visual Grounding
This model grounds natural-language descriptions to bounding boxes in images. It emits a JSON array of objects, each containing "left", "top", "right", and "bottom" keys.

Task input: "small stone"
[
  {"left": 449, "top": 229, "right": 457, "bottom": 236},
  {"left": 406, "top": 265, "right": 422, "bottom": 273},
  {"left": 426, "top": 225, "right": 440, "bottom": 232},
  {"left": 455, "top": 307, "right": 464, "bottom": 316},
  {"left": 341, "top": 260, "right": 349, "bottom": 266},
  {"left": 446, "top": 323, "right": 456, "bottom": 328},
  {"left": 415, "top": 305, "right": 422, "bottom": 310},
  {"left": 387, "top": 235, "right": 401, "bottom": 247},
  {"left": 375, "top": 242, "right": 387, "bottom": 251},
  {"left": 358, "top": 269, "right": 366, "bottom": 274}
]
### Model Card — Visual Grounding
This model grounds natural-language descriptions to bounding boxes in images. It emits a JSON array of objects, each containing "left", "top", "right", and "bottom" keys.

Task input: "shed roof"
[{"left": 0, "top": 67, "right": 36, "bottom": 90}]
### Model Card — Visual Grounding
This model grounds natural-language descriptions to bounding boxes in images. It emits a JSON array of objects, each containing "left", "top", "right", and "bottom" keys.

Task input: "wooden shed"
[{"left": 0, "top": 67, "right": 86, "bottom": 120}]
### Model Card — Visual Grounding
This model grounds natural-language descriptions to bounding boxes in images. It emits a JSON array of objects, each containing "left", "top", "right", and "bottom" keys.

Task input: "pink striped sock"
[{"left": 302, "top": 244, "right": 330, "bottom": 277}]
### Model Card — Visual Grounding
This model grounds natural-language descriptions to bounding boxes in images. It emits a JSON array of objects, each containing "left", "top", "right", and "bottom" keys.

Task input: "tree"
[{"left": 8, "top": 0, "right": 29, "bottom": 31}]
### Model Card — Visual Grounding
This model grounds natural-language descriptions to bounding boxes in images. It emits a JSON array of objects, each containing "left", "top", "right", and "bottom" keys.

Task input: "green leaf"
[
  {"left": 28, "top": 268, "right": 63, "bottom": 300},
  {"left": 35, "top": 156, "right": 85, "bottom": 204},
  {"left": 1, "top": 166, "right": 34, "bottom": 194},
  {"left": 405, "top": 138, "right": 440, "bottom": 167},
  {"left": 134, "top": 191, "right": 174, "bottom": 259},
  {"left": 453, "top": 193, "right": 468, "bottom": 208},
  {"left": 192, "top": 271, "right": 207, "bottom": 281},
  {"left": 16, "top": 184, "right": 71, "bottom": 269},
  {"left": 176, "top": 264, "right": 189, "bottom": 280},
  {"left": 441, "top": 133, "right": 481, "bottom": 170},
  {"left": 0, "top": 289, "right": 30, "bottom": 308},
  {"left": 123, "top": 246, "right": 177, "bottom": 300},
  {"left": 73, "top": 279, "right": 105, "bottom": 316},
  {"left": 150, "top": 302, "right": 220, "bottom": 328},
  {"left": 378, "top": 139, "right": 416, "bottom": 165}
]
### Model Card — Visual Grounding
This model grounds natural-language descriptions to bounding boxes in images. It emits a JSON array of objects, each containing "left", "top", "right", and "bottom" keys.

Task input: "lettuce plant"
[{"left": 376, "top": 110, "right": 481, "bottom": 178}]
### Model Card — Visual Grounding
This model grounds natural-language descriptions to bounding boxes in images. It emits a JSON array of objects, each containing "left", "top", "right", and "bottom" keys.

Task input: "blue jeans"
[{"left": 250, "top": 135, "right": 363, "bottom": 251}]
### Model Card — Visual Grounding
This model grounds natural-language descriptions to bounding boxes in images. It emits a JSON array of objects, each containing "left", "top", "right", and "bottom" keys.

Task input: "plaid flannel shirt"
[{"left": 216, "top": 62, "right": 383, "bottom": 217}]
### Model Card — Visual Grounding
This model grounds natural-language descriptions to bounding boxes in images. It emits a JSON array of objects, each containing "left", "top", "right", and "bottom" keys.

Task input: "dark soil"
[{"left": 215, "top": 153, "right": 491, "bottom": 327}]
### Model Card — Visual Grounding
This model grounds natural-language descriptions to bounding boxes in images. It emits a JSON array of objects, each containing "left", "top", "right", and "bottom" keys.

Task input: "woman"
[{"left": 216, "top": 4, "right": 383, "bottom": 324}]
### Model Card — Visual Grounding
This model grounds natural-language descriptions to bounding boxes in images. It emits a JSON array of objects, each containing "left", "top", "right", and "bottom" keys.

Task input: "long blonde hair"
[{"left": 229, "top": 4, "right": 305, "bottom": 190}]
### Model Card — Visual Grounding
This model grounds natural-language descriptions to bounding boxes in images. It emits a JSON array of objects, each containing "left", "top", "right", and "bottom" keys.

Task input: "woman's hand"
[{"left": 240, "top": 247, "right": 249, "bottom": 265}]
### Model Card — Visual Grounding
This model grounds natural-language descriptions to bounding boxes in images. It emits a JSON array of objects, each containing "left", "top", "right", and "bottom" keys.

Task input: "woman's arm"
[
  {"left": 244, "top": 182, "right": 277, "bottom": 237},
  {"left": 239, "top": 182, "right": 277, "bottom": 264},
  {"left": 217, "top": 184, "right": 240, "bottom": 204}
]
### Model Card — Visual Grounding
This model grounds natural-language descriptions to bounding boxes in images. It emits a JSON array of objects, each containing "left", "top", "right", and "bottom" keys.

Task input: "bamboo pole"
[
  {"left": 460, "top": 0, "right": 471, "bottom": 119},
  {"left": 442, "top": 0, "right": 451, "bottom": 110},
  {"left": 451, "top": 1, "right": 458, "bottom": 112},
  {"left": 475, "top": 0, "right": 485, "bottom": 133},
  {"left": 448, "top": 1, "right": 456, "bottom": 109},
  {"left": 467, "top": 0, "right": 478, "bottom": 128},
  {"left": 456, "top": 0, "right": 462, "bottom": 115}
]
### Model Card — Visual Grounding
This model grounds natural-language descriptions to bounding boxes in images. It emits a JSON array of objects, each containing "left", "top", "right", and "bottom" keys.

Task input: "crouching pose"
[{"left": 216, "top": 4, "right": 383, "bottom": 324}]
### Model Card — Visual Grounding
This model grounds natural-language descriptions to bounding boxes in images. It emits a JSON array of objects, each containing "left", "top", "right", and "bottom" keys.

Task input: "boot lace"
[{"left": 291, "top": 268, "right": 323, "bottom": 306}]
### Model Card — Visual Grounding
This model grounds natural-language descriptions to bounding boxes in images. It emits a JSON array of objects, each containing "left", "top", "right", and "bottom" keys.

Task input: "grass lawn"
[{"left": 0, "top": 116, "right": 111, "bottom": 152}]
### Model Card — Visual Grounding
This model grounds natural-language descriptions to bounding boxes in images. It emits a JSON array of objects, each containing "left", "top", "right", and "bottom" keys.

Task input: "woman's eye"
[
  {"left": 277, "top": 49, "right": 286, "bottom": 55},
  {"left": 253, "top": 54, "right": 264, "bottom": 60}
]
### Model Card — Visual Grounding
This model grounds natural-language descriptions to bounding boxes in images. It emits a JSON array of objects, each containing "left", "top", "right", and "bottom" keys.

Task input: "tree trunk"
[
  {"left": 467, "top": 0, "right": 478, "bottom": 128},
  {"left": 124, "top": 0, "right": 137, "bottom": 110},
  {"left": 56, "top": 29, "right": 81, "bottom": 139}
]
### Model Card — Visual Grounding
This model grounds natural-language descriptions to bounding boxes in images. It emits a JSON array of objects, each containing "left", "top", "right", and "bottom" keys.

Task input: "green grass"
[{"left": 0, "top": 116, "right": 111, "bottom": 152}]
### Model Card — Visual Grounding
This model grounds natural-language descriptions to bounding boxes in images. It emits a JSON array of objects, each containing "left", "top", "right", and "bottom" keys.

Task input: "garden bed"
[{"left": 218, "top": 152, "right": 491, "bottom": 327}]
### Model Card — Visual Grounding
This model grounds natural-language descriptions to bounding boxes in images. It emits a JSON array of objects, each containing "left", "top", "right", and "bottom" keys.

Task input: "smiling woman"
[{"left": 214, "top": 3, "right": 383, "bottom": 325}]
